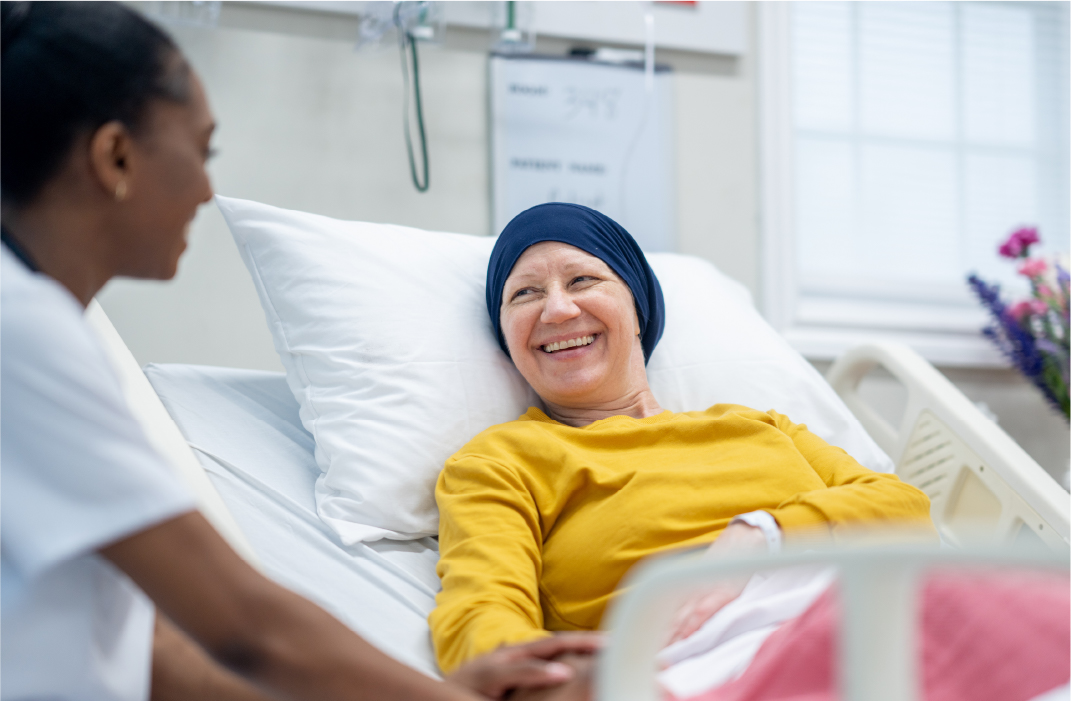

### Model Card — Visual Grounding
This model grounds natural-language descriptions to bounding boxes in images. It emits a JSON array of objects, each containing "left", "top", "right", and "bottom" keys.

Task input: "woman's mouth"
[{"left": 541, "top": 334, "right": 596, "bottom": 353}]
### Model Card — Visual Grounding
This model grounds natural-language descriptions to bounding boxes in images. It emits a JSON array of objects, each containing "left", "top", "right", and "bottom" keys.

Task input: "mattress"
[{"left": 143, "top": 363, "right": 441, "bottom": 677}]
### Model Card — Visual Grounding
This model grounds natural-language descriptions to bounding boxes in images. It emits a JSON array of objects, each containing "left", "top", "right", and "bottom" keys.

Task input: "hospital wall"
[{"left": 100, "top": 3, "right": 1069, "bottom": 482}]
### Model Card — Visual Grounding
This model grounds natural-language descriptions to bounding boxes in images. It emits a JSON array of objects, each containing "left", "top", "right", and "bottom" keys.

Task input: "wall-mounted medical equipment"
[
  {"left": 394, "top": 2, "right": 437, "bottom": 192},
  {"left": 354, "top": 1, "right": 442, "bottom": 193},
  {"left": 446, "top": 1, "right": 746, "bottom": 56},
  {"left": 491, "top": 1, "right": 535, "bottom": 54},
  {"left": 265, "top": 1, "right": 745, "bottom": 55},
  {"left": 490, "top": 53, "right": 675, "bottom": 251}
]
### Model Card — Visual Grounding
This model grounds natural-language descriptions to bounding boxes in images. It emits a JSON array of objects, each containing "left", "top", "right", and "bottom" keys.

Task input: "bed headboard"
[{"left": 86, "top": 300, "right": 260, "bottom": 566}]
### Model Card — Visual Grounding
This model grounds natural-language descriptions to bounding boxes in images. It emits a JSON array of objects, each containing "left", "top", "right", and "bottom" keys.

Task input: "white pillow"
[{"left": 218, "top": 196, "right": 892, "bottom": 545}]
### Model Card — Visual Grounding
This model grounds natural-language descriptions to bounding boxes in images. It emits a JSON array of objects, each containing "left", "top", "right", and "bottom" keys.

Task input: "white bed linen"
[
  {"left": 656, "top": 565, "right": 837, "bottom": 697},
  {"left": 143, "top": 363, "right": 442, "bottom": 677}
]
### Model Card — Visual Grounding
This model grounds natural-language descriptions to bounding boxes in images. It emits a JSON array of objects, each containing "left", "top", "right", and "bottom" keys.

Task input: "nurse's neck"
[{"left": 2, "top": 166, "right": 122, "bottom": 309}]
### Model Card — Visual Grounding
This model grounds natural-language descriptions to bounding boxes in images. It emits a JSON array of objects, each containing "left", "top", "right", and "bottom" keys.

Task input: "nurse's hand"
[
  {"left": 664, "top": 522, "right": 767, "bottom": 647},
  {"left": 447, "top": 634, "right": 603, "bottom": 701},
  {"left": 506, "top": 651, "right": 595, "bottom": 701}
]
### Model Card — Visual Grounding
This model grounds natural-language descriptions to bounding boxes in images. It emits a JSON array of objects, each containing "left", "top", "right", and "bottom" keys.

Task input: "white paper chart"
[{"left": 490, "top": 54, "right": 675, "bottom": 251}]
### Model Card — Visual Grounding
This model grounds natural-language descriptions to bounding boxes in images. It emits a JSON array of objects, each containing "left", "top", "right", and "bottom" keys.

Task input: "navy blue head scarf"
[{"left": 486, "top": 203, "right": 665, "bottom": 364}]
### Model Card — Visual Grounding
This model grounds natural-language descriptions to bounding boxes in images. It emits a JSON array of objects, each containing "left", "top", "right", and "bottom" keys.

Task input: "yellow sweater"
[{"left": 431, "top": 404, "right": 935, "bottom": 672}]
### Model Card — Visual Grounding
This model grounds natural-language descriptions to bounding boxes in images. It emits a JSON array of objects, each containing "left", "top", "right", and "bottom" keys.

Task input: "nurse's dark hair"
[{"left": 0, "top": 1, "right": 190, "bottom": 207}]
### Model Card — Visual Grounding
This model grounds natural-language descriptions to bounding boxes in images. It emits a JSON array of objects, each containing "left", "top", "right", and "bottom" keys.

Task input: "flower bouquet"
[{"left": 967, "top": 227, "right": 1070, "bottom": 422}]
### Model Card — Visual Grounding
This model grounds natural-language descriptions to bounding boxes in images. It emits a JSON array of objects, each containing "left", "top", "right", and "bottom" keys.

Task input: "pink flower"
[
  {"left": 1038, "top": 284, "right": 1055, "bottom": 298},
  {"left": 1009, "top": 300, "right": 1033, "bottom": 321},
  {"left": 999, "top": 227, "right": 1040, "bottom": 259},
  {"left": 1017, "top": 257, "right": 1048, "bottom": 278},
  {"left": 1031, "top": 299, "right": 1050, "bottom": 316}
]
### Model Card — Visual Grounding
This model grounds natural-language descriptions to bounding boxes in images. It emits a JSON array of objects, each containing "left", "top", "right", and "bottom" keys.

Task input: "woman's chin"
[{"left": 537, "top": 374, "right": 613, "bottom": 409}]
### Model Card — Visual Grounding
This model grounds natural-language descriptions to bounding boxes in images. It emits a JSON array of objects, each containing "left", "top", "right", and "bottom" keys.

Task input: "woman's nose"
[{"left": 541, "top": 286, "right": 582, "bottom": 324}]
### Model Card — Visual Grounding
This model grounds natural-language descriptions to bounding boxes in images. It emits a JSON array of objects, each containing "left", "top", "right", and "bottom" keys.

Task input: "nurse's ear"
[{"left": 88, "top": 120, "right": 136, "bottom": 203}]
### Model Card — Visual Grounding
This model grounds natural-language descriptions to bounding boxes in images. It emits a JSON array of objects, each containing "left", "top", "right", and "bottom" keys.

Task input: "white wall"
[
  {"left": 101, "top": 2, "right": 1066, "bottom": 481},
  {"left": 101, "top": 3, "right": 497, "bottom": 370},
  {"left": 102, "top": 1, "right": 758, "bottom": 369}
]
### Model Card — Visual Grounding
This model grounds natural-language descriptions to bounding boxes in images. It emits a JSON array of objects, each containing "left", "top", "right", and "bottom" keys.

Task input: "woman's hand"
[
  {"left": 446, "top": 633, "right": 603, "bottom": 701},
  {"left": 664, "top": 521, "right": 767, "bottom": 646}
]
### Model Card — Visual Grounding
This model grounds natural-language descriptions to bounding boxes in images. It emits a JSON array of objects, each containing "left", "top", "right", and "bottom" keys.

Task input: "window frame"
[{"left": 754, "top": 1, "right": 1061, "bottom": 369}]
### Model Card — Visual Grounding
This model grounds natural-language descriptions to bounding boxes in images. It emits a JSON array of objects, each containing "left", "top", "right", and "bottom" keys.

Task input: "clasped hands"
[{"left": 447, "top": 633, "right": 603, "bottom": 701}]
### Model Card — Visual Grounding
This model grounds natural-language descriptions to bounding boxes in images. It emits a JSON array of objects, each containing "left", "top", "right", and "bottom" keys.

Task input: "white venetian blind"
[{"left": 790, "top": 1, "right": 1069, "bottom": 332}]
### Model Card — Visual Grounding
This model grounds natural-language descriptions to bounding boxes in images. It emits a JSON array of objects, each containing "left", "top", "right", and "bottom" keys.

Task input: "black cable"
[{"left": 396, "top": 7, "right": 429, "bottom": 193}]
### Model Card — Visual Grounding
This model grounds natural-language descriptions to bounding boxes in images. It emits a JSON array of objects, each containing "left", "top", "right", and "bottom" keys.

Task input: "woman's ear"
[{"left": 88, "top": 120, "right": 134, "bottom": 201}]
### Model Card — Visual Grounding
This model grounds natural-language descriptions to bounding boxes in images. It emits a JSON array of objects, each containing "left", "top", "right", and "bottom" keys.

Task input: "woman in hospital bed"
[{"left": 430, "top": 204, "right": 1069, "bottom": 701}]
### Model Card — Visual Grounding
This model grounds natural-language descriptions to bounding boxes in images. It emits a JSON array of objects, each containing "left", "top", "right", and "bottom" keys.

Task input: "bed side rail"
[
  {"left": 826, "top": 342, "right": 1069, "bottom": 548},
  {"left": 596, "top": 545, "right": 1068, "bottom": 701},
  {"left": 86, "top": 301, "right": 261, "bottom": 566}
]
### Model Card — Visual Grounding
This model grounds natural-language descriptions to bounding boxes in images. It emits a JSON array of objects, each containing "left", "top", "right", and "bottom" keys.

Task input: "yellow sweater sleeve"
[
  {"left": 431, "top": 453, "right": 552, "bottom": 673},
  {"left": 763, "top": 411, "right": 937, "bottom": 543}
]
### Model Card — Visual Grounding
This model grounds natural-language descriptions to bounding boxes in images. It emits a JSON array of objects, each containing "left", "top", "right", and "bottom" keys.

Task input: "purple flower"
[
  {"left": 970, "top": 227, "right": 1069, "bottom": 421},
  {"left": 967, "top": 273, "right": 1068, "bottom": 420},
  {"left": 998, "top": 227, "right": 1040, "bottom": 259}
]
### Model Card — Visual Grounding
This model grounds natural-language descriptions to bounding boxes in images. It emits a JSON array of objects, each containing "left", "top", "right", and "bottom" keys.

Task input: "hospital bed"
[{"left": 85, "top": 265, "right": 1069, "bottom": 698}]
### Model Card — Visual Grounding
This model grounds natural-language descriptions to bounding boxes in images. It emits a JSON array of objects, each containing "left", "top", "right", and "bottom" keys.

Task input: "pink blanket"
[{"left": 679, "top": 572, "right": 1070, "bottom": 701}]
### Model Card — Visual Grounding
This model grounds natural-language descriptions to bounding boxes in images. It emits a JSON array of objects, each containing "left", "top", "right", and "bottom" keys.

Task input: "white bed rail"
[
  {"left": 596, "top": 544, "right": 1068, "bottom": 701},
  {"left": 826, "top": 342, "right": 1069, "bottom": 549}
]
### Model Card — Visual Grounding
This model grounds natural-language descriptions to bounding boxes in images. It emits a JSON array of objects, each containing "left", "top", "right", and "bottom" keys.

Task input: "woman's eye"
[
  {"left": 571, "top": 276, "right": 596, "bottom": 286},
  {"left": 511, "top": 288, "right": 532, "bottom": 300}
]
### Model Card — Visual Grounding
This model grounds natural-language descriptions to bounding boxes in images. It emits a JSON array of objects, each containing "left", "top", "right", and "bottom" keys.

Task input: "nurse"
[{"left": 0, "top": 3, "right": 597, "bottom": 700}]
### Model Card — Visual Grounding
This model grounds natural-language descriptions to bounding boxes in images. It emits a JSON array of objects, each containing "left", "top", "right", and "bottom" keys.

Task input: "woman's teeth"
[{"left": 542, "top": 335, "right": 595, "bottom": 353}]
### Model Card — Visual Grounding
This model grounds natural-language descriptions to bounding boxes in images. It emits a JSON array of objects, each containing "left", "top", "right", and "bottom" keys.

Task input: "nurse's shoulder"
[{"left": 1, "top": 246, "right": 109, "bottom": 370}]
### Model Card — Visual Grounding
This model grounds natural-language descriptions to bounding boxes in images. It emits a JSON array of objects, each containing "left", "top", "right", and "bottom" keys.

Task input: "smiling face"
[
  {"left": 500, "top": 241, "right": 651, "bottom": 410},
  {"left": 113, "top": 68, "right": 215, "bottom": 280}
]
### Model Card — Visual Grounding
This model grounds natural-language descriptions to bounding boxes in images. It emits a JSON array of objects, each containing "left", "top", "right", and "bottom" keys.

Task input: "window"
[{"left": 759, "top": 1, "right": 1069, "bottom": 366}]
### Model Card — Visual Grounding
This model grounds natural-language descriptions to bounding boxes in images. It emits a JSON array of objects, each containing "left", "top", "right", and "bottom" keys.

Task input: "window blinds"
[{"left": 791, "top": 1, "right": 1069, "bottom": 308}]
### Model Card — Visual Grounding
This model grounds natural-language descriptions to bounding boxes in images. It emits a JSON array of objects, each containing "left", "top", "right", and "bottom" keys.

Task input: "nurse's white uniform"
[{"left": 1, "top": 245, "right": 196, "bottom": 700}]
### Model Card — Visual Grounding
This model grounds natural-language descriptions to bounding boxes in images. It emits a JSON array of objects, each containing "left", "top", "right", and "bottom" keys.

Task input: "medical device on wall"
[
  {"left": 357, "top": 1, "right": 443, "bottom": 193},
  {"left": 490, "top": 52, "right": 675, "bottom": 251},
  {"left": 491, "top": 1, "right": 535, "bottom": 54}
]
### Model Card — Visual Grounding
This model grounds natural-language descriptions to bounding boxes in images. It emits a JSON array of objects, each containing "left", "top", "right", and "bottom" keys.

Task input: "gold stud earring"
[{"left": 115, "top": 181, "right": 128, "bottom": 202}]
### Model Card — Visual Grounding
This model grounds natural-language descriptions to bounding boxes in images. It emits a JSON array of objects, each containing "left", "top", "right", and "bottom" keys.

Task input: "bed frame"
[
  {"left": 87, "top": 302, "right": 1070, "bottom": 699},
  {"left": 826, "top": 343, "right": 1069, "bottom": 549},
  {"left": 598, "top": 544, "right": 1068, "bottom": 701}
]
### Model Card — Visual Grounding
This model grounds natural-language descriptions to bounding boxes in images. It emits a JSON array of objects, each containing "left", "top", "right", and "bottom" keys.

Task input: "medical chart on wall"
[{"left": 490, "top": 54, "right": 675, "bottom": 252}]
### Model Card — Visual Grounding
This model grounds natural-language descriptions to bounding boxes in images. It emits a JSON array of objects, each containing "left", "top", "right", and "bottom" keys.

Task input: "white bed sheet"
[{"left": 143, "top": 363, "right": 442, "bottom": 677}]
